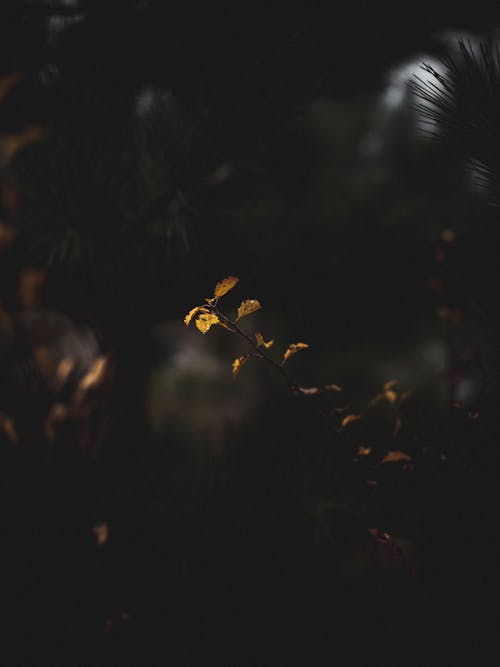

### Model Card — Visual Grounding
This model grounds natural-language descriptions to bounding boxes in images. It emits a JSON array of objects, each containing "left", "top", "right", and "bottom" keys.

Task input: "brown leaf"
[
  {"left": 357, "top": 445, "right": 372, "bottom": 457},
  {"left": 236, "top": 299, "right": 261, "bottom": 320},
  {"left": 295, "top": 386, "right": 320, "bottom": 396},
  {"left": 214, "top": 276, "right": 239, "bottom": 298},
  {"left": 282, "top": 342, "right": 309, "bottom": 364},
  {"left": 381, "top": 450, "right": 413, "bottom": 464}
]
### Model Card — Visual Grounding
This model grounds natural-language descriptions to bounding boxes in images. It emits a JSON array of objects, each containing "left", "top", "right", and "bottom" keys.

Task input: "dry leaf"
[
  {"left": 384, "top": 379, "right": 398, "bottom": 391},
  {"left": 340, "top": 414, "right": 362, "bottom": 429},
  {"left": 296, "top": 386, "right": 320, "bottom": 396},
  {"left": 184, "top": 306, "right": 208, "bottom": 326},
  {"left": 79, "top": 356, "right": 107, "bottom": 392},
  {"left": 214, "top": 276, "right": 239, "bottom": 298},
  {"left": 385, "top": 389, "right": 398, "bottom": 404},
  {"left": 323, "top": 383, "right": 343, "bottom": 392},
  {"left": 295, "top": 383, "right": 342, "bottom": 396},
  {"left": 381, "top": 450, "right": 413, "bottom": 464},
  {"left": 282, "top": 342, "right": 309, "bottom": 364},
  {"left": 255, "top": 332, "right": 273, "bottom": 348},
  {"left": 236, "top": 299, "right": 261, "bottom": 320},
  {"left": 195, "top": 312, "right": 220, "bottom": 334},
  {"left": 56, "top": 357, "right": 75, "bottom": 385},
  {"left": 357, "top": 445, "right": 372, "bottom": 457},
  {"left": 232, "top": 355, "right": 249, "bottom": 378}
]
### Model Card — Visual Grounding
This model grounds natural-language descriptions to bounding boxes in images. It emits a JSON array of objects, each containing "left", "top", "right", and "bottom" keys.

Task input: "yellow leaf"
[
  {"left": 255, "top": 332, "right": 273, "bottom": 348},
  {"left": 236, "top": 299, "right": 261, "bottom": 320},
  {"left": 384, "top": 379, "right": 398, "bottom": 391},
  {"left": 282, "top": 342, "right": 309, "bottom": 364},
  {"left": 340, "top": 414, "right": 362, "bottom": 429},
  {"left": 232, "top": 354, "right": 249, "bottom": 378},
  {"left": 385, "top": 389, "right": 398, "bottom": 404},
  {"left": 184, "top": 306, "right": 208, "bottom": 326},
  {"left": 214, "top": 276, "right": 239, "bottom": 298},
  {"left": 381, "top": 450, "right": 413, "bottom": 464},
  {"left": 195, "top": 312, "right": 220, "bottom": 334}
]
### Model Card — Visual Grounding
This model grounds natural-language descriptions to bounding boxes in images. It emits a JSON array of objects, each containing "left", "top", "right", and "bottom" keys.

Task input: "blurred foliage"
[{"left": 2, "top": 6, "right": 500, "bottom": 664}]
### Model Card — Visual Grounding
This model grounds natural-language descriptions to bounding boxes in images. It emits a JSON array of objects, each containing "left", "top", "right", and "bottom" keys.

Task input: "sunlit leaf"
[
  {"left": 184, "top": 306, "right": 208, "bottom": 326},
  {"left": 340, "top": 414, "right": 362, "bottom": 429},
  {"left": 282, "top": 342, "right": 309, "bottom": 364},
  {"left": 56, "top": 357, "right": 75, "bottom": 385},
  {"left": 79, "top": 356, "right": 108, "bottom": 392},
  {"left": 195, "top": 312, "right": 220, "bottom": 334},
  {"left": 214, "top": 276, "right": 239, "bottom": 298},
  {"left": 232, "top": 354, "right": 249, "bottom": 378},
  {"left": 236, "top": 299, "right": 261, "bottom": 320},
  {"left": 255, "top": 331, "right": 273, "bottom": 348},
  {"left": 381, "top": 450, "right": 413, "bottom": 464}
]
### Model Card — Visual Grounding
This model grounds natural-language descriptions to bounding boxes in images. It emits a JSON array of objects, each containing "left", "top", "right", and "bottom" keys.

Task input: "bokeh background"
[{"left": 2, "top": 2, "right": 500, "bottom": 664}]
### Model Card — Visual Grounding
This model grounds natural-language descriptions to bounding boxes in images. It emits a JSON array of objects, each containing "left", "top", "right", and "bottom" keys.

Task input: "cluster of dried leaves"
[{"left": 184, "top": 276, "right": 342, "bottom": 398}]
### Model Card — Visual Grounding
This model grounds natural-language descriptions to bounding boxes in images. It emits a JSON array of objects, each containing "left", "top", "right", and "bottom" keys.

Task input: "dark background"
[{"left": 2, "top": 2, "right": 500, "bottom": 664}]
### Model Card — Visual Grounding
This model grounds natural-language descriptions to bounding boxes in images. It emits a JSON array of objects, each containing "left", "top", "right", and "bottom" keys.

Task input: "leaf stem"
[{"left": 211, "top": 305, "right": 298, "bottom": 392}]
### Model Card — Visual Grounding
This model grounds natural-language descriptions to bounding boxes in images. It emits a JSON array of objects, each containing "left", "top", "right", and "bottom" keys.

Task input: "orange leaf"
[
  {"left": 0, "top": 72, "right": 23, "bottom": 104},
  {"left": 381, "top": 450, "right": 413, "bottom": 464},
  {"left": 282, "top": 342, "right": 309, "bottom": 364},
  {"left": 385, "top": 389, "right": 398, "bottom": 404},
  {"left": 232, "top": 354, "right": 249, "bottom": 378},
  {"left": 214, "top": 276, "right": 239, "bottom": 298},
  {"left": 236, "top": 299, "right": 261, "bottom": 320},
  {"left": 340, "top": 414, "right": 362, "bottom": 429}
]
